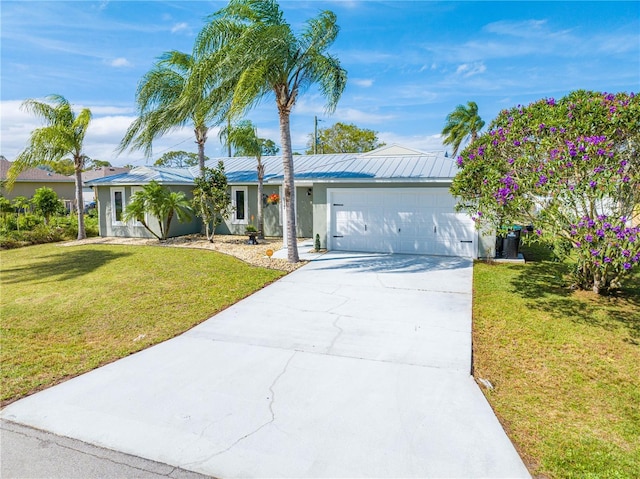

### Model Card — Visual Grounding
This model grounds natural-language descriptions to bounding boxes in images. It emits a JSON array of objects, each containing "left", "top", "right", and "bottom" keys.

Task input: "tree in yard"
[
  {"left": 451, "top": 90, "right": 640, "bottom": 294},
  {"left": 123, "top": 181, "right": 194, "bottom": 240},
  {"left": 118, "top": 50, "right": 229, "bottom": 173},
  {"left": 305, "top": 122, "right": 384, "bottom": 154},
  {"left": 192, "top": 162, "right": 232, "bottom": 242},
  {"left": 31, "top": 187, "right": 63, "bottom": 225},
  {"left": 85, "top": 158, "right": 112, "bottom": 169},
  {"left": 154, "top": 151, "right": 202, "bottom": 168},
  {"left": 189, "top": 0, "right": 347, "bottom": 262},
  {"left": 7, "top": 95, "right": 91, "bottom": 239},
  {"left": 219, "top": 119, "right": 279, "bottom": 238},
  {"left": 442, "top": 101, "right": 485, "bottom": 157}
]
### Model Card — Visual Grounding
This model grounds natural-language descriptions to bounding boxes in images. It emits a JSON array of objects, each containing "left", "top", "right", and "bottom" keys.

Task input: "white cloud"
[
  {"left": 109, "top": 57, "right": 131, "bottom": 68},
  {"left": 171, "top": 22, "right": 190, "bottom": 34},
  {"left": 352, "top": 78, "right": 374, "bottom": 88},
  {"left": 483, "top": 19, "right": 548, "bottom": 37},
  {"left": 455, "top": 62, "right": 486, "bottom": 78}
]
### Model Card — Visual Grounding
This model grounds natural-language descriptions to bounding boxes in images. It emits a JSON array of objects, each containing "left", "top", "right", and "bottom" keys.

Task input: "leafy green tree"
[
  {"left": 7, "top": 95, "right": 92, "bottom": 239},
  {"left": 192, "top": 162, "right": 232, "bottom": 242},
  {"left": 85, "top": 158, "right": 112, "bottom": 169},
  {"left": 190, "top": 0, "right": 347, "bottom": 262},
  {"left": 123, "top": 181, "right": 193, "bottom": 240},
  {"left": 11, "top": 196, "right": 31, "bottom": 231},
  {"left": 442, "top": 101, "right": 485, "bottom": 157},
  {"left": 0, "top": 196, "right": 12, "bottom": 216},
  {"left": 305, "top": 122, "right": 384, "bottom": 154},
  {"left": 49, "top": 159, "right": 75, "bottom": 175},
  {"left": 32, "top": 187, "right": 63, "bottom": 225},
  {"left": 451, "top": 90, "right": 640, "bottom": 294},
  {"left": 154, "top": 151, "right": 201, "bottom": 168},
  {"left": 220, "top": 120, "right": 278, "bottom": 238},
  {"left": 118, "top": 51, "right": 228, "bottom": 172}
]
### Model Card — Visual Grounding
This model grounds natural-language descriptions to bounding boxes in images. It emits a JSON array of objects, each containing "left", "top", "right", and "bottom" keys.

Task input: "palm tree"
[
  {"left": 118, "top": 51, "right": 228, "bottom": 172},
  {"left": 7, "top": 95, "right": 91, "bottom": 239},
  {"left": 123, "top": 180, "right": 193, "bottom": 240},
  {"left": 189, "top": 0, "right": 347, "bottom": 262},
  {"left": 220, "top": 119, "right": 278, "bottom": 239},
  {"left": 442, "top": 101, "right": 485, "bottom": 157}
]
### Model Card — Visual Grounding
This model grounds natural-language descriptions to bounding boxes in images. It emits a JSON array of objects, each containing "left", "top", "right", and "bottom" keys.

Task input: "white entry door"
[{"left": 328, "top": 188, "right": 476, "bottom": 257}]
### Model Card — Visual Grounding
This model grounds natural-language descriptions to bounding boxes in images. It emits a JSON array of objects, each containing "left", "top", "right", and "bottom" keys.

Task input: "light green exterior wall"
[
  {"left": 96, "top": 185, "right": 201, "bottom": 238},
  {"left": 217, "top": 185, "right": 313, "bottom": 238}
]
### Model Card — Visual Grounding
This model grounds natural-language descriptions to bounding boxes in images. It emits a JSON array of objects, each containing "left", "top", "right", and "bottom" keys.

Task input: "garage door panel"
[{"left": 329, "top": 188, "right": 475, "bottom": 257}]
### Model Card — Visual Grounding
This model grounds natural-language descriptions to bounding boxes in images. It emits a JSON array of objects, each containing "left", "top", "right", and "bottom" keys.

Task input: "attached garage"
[{"left": 327, "top": 187, "right": 477, "bottom": 258}]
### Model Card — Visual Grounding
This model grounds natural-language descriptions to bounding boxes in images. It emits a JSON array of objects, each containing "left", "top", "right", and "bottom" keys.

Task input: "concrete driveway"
[{"left": 1, "top": 252, "right": 530, "bottom": 478}]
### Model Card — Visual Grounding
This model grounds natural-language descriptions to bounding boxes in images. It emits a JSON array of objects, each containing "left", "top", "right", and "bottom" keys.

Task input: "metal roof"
[
  {"left": 197, "top": 149, "right": 457, "bottom": 184},
  {"left": 89, "top": 147, "right": 457, "bottom": 187},
  {"left": 85, "top": 166, "right": 195, "bottom": 186}
]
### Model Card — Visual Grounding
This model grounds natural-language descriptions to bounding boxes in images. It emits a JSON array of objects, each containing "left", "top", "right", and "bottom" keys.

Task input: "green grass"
[
  {"left": 473, "top": 244, "right": 640, "bottom": 478},
  {"left": 0, "top": 243, "right": 284, "bottom": 405}
]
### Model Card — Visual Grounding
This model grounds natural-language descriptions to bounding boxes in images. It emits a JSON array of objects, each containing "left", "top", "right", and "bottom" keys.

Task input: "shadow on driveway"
[{"left": 309, "top": 252, "right": 472, "bottom": 274}]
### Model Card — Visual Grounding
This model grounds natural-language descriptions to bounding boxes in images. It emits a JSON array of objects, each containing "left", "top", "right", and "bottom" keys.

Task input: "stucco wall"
[
  {"left": 96, "top": 185, "right": 200, "bottom": 238},
  {"left": 217, "top": 185, "right": 312, "bottom": 238},
  {"left": 2, "top": 181, "right": 76, "bottom": 203}
]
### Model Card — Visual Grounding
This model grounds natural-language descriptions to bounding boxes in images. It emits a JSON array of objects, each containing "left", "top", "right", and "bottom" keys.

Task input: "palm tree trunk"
[
  {"left": 195, "top": 126, "right": 208, "bottom": 173},
  {"left": 257, "top": 159, "right": 264, "bottom": 239},
  {"left": 279, "top": 110, "right": 299, "bottom": 263},
  {"left": 74, "top": 165, "right": 86, "bottom": 240}
]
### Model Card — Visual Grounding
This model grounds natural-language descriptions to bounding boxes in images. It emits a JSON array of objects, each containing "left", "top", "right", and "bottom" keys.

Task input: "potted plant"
[{"left": 245, "top": 224, "right": 259, "bottom": 245}]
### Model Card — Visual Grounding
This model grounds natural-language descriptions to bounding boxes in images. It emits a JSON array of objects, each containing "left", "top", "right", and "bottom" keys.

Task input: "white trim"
[
  {"left": 231, "top": 186, "right": 248, "bottom": 224},
  {"left": 110, "top": 187, "right": 125, "bottom": 225},
  {"left": 326, "top": 187, "right": 478, "bottom": 258}
]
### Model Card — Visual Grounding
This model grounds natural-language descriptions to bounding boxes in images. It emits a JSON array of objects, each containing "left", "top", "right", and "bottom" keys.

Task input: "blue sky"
[{"left": 1, "top": 1, "right": 638, "bottom": 166}]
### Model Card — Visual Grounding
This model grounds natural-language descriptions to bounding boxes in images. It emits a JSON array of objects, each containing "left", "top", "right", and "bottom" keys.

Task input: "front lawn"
[
  {"left": 473, "top": 244, "right": 640, "bottom": 478},
  {"left": 0, "top": 243, "right": 284, "bottom": 405}
]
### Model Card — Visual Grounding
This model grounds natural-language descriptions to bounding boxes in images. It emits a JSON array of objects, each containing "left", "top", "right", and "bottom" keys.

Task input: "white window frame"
[
  {"left": 231, "top": 186, "right": 248, "bottom": 224},
  {"left": 110, "top": 187, "right": 125, "bottom": 225},
  {"left": 130, "top": 186, "right": 145, "bottom": 226}
]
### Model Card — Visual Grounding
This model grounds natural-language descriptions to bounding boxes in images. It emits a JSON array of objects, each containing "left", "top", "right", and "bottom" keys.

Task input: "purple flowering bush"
[{"left": 451, "top": 90, "right": 640, "bottom": 293}]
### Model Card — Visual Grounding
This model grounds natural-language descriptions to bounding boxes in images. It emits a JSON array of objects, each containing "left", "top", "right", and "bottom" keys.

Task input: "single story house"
[
  {"left": 81, "top": 166, "right": 131, "bottom": 206},
  {"left": 87, "top": 145, "right": 493, "bottom": 258},
  {"left": 0, "top": 157, "right": 75, "bottom": 209}
]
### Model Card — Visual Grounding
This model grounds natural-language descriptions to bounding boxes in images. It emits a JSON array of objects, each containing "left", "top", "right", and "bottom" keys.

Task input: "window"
[
  {"left": 111, "top": 187, "right": 125, "bottom": 225},
  {"left": 231, "top": 186, "right": 248, "bottom": 224}
]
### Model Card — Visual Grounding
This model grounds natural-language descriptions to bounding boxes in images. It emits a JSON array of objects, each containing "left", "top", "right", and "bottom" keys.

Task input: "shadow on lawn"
[
  {"left": 1, "top": 248, "right": 133, "bottom": 285},
  {"left": 511, "top": 246, "right": 640, "bottom": 343}
]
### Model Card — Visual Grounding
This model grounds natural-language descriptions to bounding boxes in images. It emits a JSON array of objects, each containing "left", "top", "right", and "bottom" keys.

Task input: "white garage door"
[{"left": 328, "top": 188, "right": 476, "bottom": 257}]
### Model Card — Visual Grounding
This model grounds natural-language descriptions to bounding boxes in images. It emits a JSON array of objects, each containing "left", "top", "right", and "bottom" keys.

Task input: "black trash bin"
[{"left": 503, "top": 232, "right": 519, "bottom": 259}]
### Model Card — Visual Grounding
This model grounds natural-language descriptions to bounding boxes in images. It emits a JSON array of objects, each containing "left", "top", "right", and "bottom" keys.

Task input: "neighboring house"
[
  {"left": 88, "top": 145, "right": 492, "bottom": 258},
  {"left": 81, "top": 167, "right": 131, "bottom": 206},
  {"left": 0, "top": 157, "right": 76, "bottom": 209}
]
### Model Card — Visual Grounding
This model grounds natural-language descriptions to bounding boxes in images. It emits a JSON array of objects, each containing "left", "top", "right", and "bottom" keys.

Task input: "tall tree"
[
  {"left": 7, "top": 95, "right": 91, "bottom": 239},
  {"left": 118, "top": 50, "right": 228, "bottom": 173},
  {"left": 154, "top": 151, "right": 201, "bottom": 168},
  {"left": 219, "top": 119, "right": 278, "bottom": 238},
  {"left": 190, "top": 0, "right": 347, "bottom": 262},
  {"left": 305, "top": 122, "right": 384, "bottom": 154},
  {"left": 442, "top": 101, "right": 485, "bottom": 157}
]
